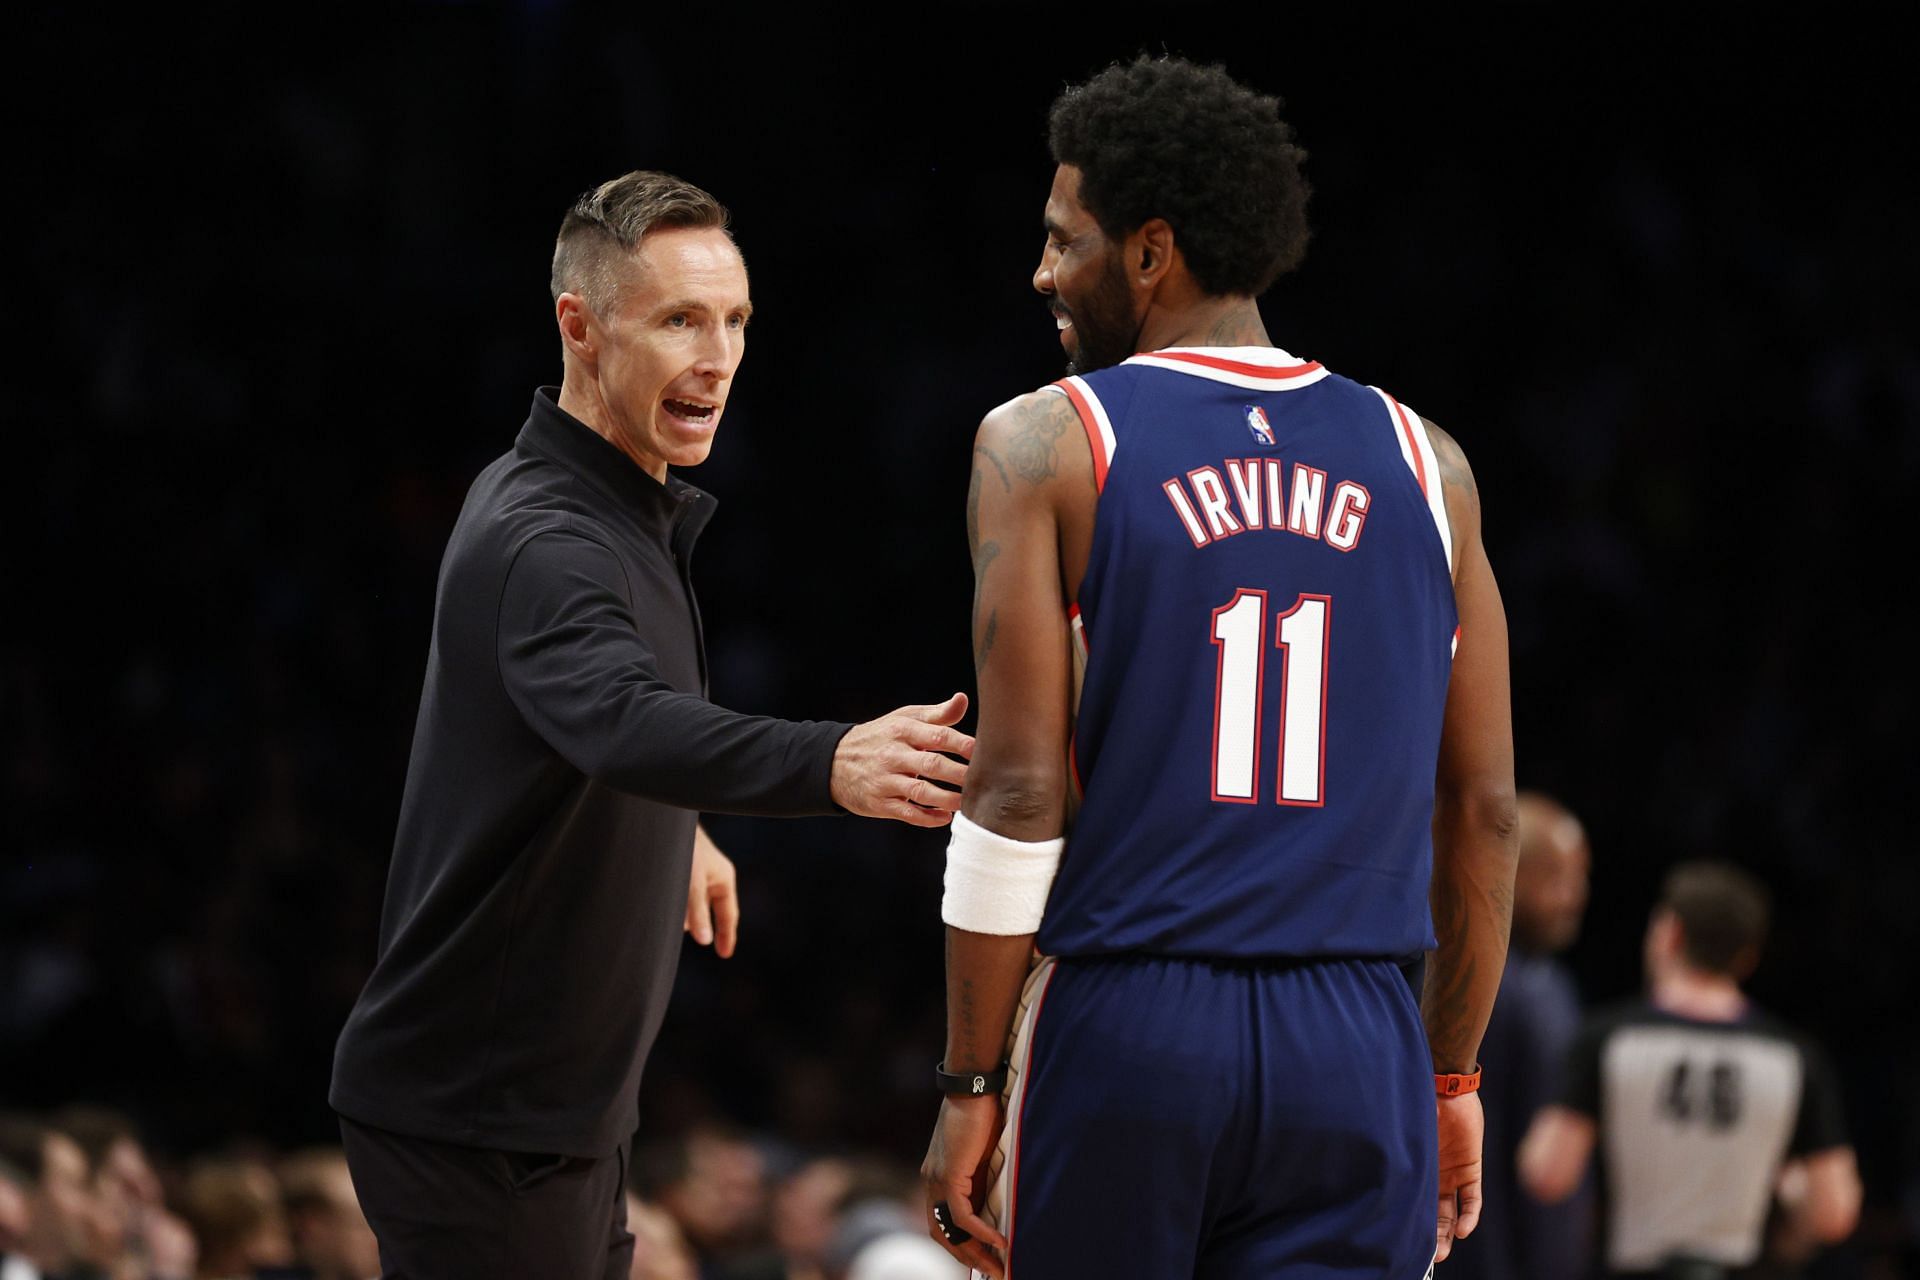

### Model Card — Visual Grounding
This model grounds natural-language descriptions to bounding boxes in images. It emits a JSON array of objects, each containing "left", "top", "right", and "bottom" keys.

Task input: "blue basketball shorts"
[{"left": 986, "top": 954, "right": 1437, "bottom": 1280}]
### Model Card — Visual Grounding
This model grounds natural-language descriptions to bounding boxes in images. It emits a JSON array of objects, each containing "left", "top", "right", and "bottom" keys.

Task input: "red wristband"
[{"left": 1435, "top": 1065, "right": 1482, "bottom": 1096}]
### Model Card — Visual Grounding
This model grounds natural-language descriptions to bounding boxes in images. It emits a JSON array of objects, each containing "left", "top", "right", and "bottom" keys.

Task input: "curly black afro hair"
[{"left": 1049, "top": 56, "right": 1311, "bottom": 298}]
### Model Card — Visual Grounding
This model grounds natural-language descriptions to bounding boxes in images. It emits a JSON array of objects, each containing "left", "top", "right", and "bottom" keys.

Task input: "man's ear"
[
  {"left": 1133, "top": 218, "right": 1176, "bottom": 286},
  {"left": 556, "top": 292, "right": 596, "bottom": 362}
]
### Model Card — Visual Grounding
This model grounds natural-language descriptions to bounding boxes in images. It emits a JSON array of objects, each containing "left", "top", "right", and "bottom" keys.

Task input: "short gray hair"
[{"left": 550, "top": 171, "right": 731, "bottom": 314}]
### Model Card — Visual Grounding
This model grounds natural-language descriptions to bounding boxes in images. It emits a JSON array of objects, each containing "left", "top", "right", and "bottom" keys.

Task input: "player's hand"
[
  {"left": 831, "top": 692, "right": 974, "bottom": 827},
  {"left": 1435, "top": 1091, "right": 1485, "bottom": 1262},
  {"left": 921, "top": 1093, "right": 1008, "bottom": 1278},
  {"left": 684, "top": 826, "right": 739, "bottom": 958}
]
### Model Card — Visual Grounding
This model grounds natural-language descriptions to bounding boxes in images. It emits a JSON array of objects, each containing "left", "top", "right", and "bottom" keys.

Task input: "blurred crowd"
[
  {"left": 0, "top": 1108, "right": 372, "bottom": 1280},
  {"left": 0, "top": 1109, "right": 955, "bottom": 1280},
  {"left": 5, "top": 12, "right": 1917, "bottom": 1280},
  {"left": 6, "top": 790, "right": 1910, "bottom": 1279}
]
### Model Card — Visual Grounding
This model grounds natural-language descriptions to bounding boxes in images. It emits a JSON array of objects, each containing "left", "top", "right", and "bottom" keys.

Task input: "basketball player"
[
  {"left": 1519, "top": 863, "right": 1860, "bottom": 1277},
  {"left": 921, "top": 57, "right": 1519, "bottom": 1279}
]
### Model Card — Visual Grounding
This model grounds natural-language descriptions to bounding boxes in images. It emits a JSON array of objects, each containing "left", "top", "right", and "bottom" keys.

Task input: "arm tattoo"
[
  {"left": 1423, "top": 868, "right": 1513, "bottom": 1069},
  {"left": 1006, "top": 394, "right": 1070, "bottom": 485},
  {"left": 949, "top": 931, "right": 981, "bottom": 1063},
  {"left": 971, "top": 395, "right": 1067, "bottom": 671},
  {"left": 958, "top": 978, "right": 978, "bottom": 1060},
  {"left": 977, "top": 442, "right": 1012, "bottom": 494},
  {"left": 967, "top": 463, "right": 1002, "bottom": 670},
  {"left": 1422, "top": 872, "right": 1476, "bottom": 1065},
  {"left": 966, "top": 463, "right": 981, "bottom": 556},
  {"left": 1424, "top": 421, "right": 1481, "bottom": 520}
]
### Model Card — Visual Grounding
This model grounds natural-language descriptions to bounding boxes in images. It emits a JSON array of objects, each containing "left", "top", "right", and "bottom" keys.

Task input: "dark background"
[{"left": 7, "top": 7, "right": 1916, "bottom": 1272}]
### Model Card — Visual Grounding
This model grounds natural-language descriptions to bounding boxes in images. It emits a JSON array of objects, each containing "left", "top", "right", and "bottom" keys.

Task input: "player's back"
[{"left": 1044, "top": 345, "right": 1456, "bottom": 961}]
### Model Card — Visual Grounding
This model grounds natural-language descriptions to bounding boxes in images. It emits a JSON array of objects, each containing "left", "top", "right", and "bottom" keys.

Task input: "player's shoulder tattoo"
[
  {"left": 982, "top": 388, "right": 1078, "bottom": 487},
  {"left": 1422, "top": 418, "right": 1480, "bottom": 518}
]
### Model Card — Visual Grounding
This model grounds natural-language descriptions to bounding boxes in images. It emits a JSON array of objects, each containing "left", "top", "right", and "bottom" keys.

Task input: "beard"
[{"left": 1063, "top": 250, "right": 1139, "bottom": 375}]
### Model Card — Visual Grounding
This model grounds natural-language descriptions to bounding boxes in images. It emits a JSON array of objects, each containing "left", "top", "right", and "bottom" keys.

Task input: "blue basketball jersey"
[{"left": 1041, "top": 346, "right": 1457, "bottom": 961}]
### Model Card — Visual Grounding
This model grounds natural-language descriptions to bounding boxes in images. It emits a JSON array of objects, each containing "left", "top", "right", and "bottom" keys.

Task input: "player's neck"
[
  {"left": 1650, "top": 967, "right": 1747, "bottom": 1022},
  {"left": 1138, "top": 297, "right": 1271, "bottom": 353}
]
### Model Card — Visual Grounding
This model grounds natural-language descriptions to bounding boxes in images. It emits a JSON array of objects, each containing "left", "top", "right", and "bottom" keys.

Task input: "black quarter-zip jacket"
[{"left": 330, "top": 388, "right": 850, "bottom": 1157}]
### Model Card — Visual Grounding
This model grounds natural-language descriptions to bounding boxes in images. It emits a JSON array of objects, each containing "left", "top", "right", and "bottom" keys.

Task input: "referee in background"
[
  {"left": 329, "top": 171, "right": 973, "bottom": 1280},
  {"left": 1520, "top": 862, "right": 1861, "bottom": 1278}
]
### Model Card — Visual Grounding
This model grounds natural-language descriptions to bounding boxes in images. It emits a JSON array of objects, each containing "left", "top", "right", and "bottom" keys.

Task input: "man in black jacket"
[{"left": 329, "top": 171, "right": 972, "bottom": 1280}]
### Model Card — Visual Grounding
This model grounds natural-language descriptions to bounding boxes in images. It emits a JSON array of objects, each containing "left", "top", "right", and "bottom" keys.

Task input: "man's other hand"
[
  {"left": 685, "top": 825, "right": 739, "bottom": 957},
  {"left": 921, "top": 1093, "right": 1008, "bottom": 1278},
  {"left": 831, "top": 693, "right": 974, "bottom": 827},
  {"left": 1435, "top": 1091, "right": 1485, "bottom": 1262}
]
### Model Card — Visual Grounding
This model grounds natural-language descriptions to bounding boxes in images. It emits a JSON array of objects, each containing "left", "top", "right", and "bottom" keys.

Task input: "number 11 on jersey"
[{"left": 1209, "top": 590, "right": 1330, "bottom": 806}]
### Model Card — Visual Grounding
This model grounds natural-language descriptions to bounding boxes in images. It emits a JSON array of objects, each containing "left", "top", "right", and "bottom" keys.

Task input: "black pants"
[{"left": 339, "top": 1116, "right": 632, "bottom": 1280}]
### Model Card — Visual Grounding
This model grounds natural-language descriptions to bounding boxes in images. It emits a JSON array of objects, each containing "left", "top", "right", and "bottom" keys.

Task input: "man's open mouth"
[{"left": 663, "top": 398, "right": 716, "bottom": 424}]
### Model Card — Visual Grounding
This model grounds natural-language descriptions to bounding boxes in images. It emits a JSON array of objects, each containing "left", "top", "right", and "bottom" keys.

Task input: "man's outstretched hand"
[{"left": 831, "top": 692, "right": 974, "bottom": 827}]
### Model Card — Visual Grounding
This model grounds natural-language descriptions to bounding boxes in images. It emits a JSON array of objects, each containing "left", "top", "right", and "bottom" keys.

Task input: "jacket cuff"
[{"left": 800, "top": 720, "right": 855, "bottom": 815}]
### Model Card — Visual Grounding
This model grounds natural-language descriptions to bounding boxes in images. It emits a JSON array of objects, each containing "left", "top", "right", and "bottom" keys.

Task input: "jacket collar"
[{"left": 518, "top": 387, "right": 717, "bottom": 548}]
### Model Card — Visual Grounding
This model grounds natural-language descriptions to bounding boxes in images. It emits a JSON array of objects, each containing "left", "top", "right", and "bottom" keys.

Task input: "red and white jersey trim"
[
  {"left": 1370, "top": 387, "right": 1454, "bottom": 577},
  {"left": 1053, "top": 377, "right": 1117, "bottom": 491},
  {"left": 1124, "top": 345, "right": 1330, "bottom": 392}
]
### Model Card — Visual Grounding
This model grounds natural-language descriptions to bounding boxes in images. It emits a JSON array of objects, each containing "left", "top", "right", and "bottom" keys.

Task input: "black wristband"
[{"left": 936, "top": 1061, "right": 1009, "bottom": 1096}]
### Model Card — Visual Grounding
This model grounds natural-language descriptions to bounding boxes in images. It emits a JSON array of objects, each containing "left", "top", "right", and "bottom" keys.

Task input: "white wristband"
[{"left": 941, "top": 811, "right": 1065, "bottom": 936}]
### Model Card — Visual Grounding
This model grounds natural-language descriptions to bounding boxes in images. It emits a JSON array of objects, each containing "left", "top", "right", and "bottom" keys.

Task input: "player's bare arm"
[
  {"left": 1423, "top": 419, "right": 1521, "bottom": 1263},
  {"left": 922, "top": 388, "right": 1091, "bottom": 1279},
  {"left": 949, "top": 391, "right": 1085, "bottom": 1057},
  {"left": 1424, "top": 421, "right": 1517, "bottom": 1067}
]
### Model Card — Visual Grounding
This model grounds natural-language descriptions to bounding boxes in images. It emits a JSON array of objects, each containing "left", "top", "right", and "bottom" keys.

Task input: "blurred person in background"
[
  {"left": 328, "top": 168, "right": 973, "bottom": 1280},
  {"left": 50, "top": 1107, "right": 194, "bottom": 1280},
  {"left": 751, "top": 1158, "right": 924, "bottom": 1280},
  {"left": 822, "top": 1198, "right": 938, "bottom": 1280},
  {"left": 841, "top": 1234, "right": 951, "bottom": 1280},
  {"left": 123, "top": 1212, "right": 196, "bottom": 1280},
  {"left": 653, "top": 1128, "right": 770, "bottom": 1268},
  {"left": 1445, "top": 791, "right": 1594, "bottom": 1280},
  {"left": 0, "top": 1114, "right": 106, "bottom": 1280},
  {"left": 1521, "top": 862, "right": 1862, "bottom": 1278},
  {"left": 1, "top": 1159, "right": 31, "bottom": 1274},
  {"left": 753, "top": 1157, "right": 851, "bottom": 1280},
  {"left": 621, "top": 1193, "right": 695, "bottom": 1280},
  {"left": 274, "top": 1150, "right": 376, "bottom": 1280},
  {"left": 176, "top": 1159, "right": 293, "bottom": 1280},
  {"left": 49, "top": 1111, "right": 161, "bottom": 1221}
]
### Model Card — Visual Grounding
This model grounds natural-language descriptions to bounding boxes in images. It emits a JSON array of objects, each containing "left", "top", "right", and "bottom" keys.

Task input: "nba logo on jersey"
[{"left": 1244, "top": 404, "right": 1276, "bottom": 445}]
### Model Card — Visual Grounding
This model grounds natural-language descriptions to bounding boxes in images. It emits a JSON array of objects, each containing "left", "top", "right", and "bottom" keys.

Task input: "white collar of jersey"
[{"left": 1122, "top": 345, "right": 1331, "bottom": 390}]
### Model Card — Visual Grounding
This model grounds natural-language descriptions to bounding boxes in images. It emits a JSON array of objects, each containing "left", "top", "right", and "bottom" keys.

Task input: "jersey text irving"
[{"left": 1162, "top": 457, "right": 1371, "bottom": 551}]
